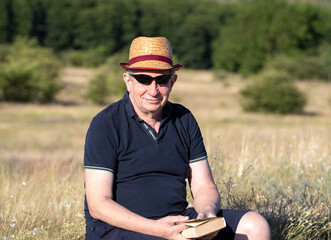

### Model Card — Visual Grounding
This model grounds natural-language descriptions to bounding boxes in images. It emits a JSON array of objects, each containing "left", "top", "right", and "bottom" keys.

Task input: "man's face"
[{"left": 123, "top": 70, "right": 177, "bottom": 117}]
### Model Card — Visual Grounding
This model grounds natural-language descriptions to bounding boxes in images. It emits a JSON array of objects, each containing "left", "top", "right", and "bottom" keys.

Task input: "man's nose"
[{"left": 148, "top": 80, "right": 159, "bottom": 95}]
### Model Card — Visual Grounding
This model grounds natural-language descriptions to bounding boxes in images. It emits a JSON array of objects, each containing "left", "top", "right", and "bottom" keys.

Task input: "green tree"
[
  {"left": 73, "top": 6, "right": 101, "bottom": 50},
  {"left": 212, "top": 0, "right": 330, "bottom": 74},
  {"left": 0, "top": 0, "right": 49, "bottom": 44},
  {"left": 45, "top": 0, "right": 84, "bottom": 50},
  {"left": 150, "top": 0, "right": 191, "bottom": 47},
  {"left": 176, "top": 1, "right": 233, "bottom": 69},
  {"left": 11, "top": 0, "right": 33, "bottom": 36},
  {"left": 137, "top": 0, "right": 179, "bottom": 38},
  {"left": 0, "top": 0, "right": 9, "bottom": 43},
  {"left": 294, "top": 3, "right": 329, "bottom": 50},
  {"left": 115, "top": 0, "right": 139, "bottom": 50},
  {"left": 136, "top": 0, "right": 193, "bottom": 61},
  {"left": 29, "top": 0, "right": 49, "bottom": 45},
  {"left": 74, "top": 0, "right": 135, "bottom": 55}
]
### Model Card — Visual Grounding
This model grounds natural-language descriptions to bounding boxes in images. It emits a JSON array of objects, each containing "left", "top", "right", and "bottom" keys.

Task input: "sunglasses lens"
[
  {"left": 155, "top": 75, "right": 172, "bottom": 84},
  {"left": 131, "top": 74, "right": 172, "bottom": 85},
  {"left": 132, "top": 74, "right": 153, "bottom": 85}
]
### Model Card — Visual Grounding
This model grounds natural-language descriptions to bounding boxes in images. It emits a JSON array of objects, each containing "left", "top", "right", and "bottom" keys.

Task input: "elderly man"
[{"left": 84, "top": 36, "right": 270, "bottom": 240}]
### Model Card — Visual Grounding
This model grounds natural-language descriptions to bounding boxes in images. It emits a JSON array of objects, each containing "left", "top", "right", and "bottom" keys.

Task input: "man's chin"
[{"left": 144, "top": 104, "right": 163, "bottom": 112}]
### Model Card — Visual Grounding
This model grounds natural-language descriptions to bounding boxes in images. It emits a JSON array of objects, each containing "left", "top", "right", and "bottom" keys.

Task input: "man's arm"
[
  {"left": 188, "top": 159, "right": 220, "bottom": 219},
  {"left": 85, "top": 169, "right": 189, "bottom": 239}
]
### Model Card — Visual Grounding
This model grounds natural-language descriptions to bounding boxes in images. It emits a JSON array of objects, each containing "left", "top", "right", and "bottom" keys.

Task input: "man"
[{"left": 84, "top": 36, "right": 271, "bottom": 240}]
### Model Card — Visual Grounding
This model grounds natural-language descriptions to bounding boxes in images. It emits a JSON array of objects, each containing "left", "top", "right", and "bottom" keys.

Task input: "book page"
[
  {"left": 181, "top": 219, "right": 209, "bottom": 227},
  {"left": 180, "top": 217, "right": 226, "bottom": 238},
  {"left": 177, "top": 217, "right": 219, "bottom": 227}
]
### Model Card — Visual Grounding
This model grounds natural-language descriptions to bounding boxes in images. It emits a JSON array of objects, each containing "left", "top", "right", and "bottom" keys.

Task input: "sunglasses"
[{"left": 130, "top": 74, "right": 173, "bottom": 85}]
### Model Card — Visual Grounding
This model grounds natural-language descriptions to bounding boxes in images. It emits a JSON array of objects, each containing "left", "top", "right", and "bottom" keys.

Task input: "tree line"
[{"left": 1, "top": 0, "right": 331, "bottom": 74}]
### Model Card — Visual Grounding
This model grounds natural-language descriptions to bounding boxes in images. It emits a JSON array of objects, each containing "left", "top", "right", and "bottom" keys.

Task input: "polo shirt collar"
[
  {"left": 123, "top": 91, "right": 136, "bottom": 118},
  {"left": 123, "top": 91, "right": 173, "bottom": 120},
  {"left": 163, "top": 102, "right": 173, "bottom": 118}
]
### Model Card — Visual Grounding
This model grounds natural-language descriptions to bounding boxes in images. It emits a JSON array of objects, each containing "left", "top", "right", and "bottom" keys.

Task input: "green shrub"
[
  {"left": 265, "top": 55, "right": 330, "bottom": 81},
  {"left": 0, "top": 37, "right": 62, "bottom": 102},
  {"left": 86, "top": 51, "right": 127, "bottom": 105},
  {"left": 86, "top": 70, "right": 111, "bottom": 105},
  {"left": 240, "top": 70, "right": 307, "bottom": 114}
]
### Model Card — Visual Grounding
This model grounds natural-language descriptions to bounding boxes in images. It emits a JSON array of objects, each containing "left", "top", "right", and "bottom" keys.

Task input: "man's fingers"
[
  {"left": 159, "top": 215, "right": 189, "bottom": 225},
  {"left": 197, "top": 212, "right": 217, "bottom": 219},
  {"left": 197, "top": 212, "right": 207, "bottom": 219},
  {"left": 171, "top": 215, "right": 190, "bottom": 224}
]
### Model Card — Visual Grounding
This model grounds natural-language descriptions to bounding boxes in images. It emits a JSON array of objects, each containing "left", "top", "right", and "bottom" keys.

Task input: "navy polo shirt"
[{"left": 84, "top": 92, "right": 207, "bottom": 226}]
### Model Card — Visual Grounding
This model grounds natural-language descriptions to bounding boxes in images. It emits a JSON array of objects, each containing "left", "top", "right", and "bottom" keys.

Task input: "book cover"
[{"left": 178, "top": 217, "right": 226, "bottom": 238}]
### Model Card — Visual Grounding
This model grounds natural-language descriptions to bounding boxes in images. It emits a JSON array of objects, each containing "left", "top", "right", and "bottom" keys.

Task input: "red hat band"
[{"left": 129, "top": 55, "right": 173, "bottom": 66}]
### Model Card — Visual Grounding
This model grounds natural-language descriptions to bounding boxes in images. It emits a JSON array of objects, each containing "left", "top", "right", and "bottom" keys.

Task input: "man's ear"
[
  {"left": 123, "top": 72, "right": 132, "bottom": 92},
  {"left": 170, "top": 74, "right": 177, "bottom": 87}
]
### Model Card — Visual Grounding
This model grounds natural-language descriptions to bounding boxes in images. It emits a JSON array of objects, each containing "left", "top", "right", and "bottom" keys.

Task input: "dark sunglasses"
[{"left": 130, "top": 74, "right": 173, "bottom": 85}]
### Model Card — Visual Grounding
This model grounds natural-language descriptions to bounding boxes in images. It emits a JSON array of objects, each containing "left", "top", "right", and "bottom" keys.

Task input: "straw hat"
[{"left": 120, "top": 36, "right": 182, "bottom": 71}]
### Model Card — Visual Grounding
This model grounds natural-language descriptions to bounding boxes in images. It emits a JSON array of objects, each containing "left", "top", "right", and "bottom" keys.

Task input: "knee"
[{"left": 235, "top": 211, "right": 270, "bottom": 240}]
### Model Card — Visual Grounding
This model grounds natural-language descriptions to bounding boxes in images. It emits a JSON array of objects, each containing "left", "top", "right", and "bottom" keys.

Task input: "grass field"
[{"left": 0, "top": 68, "right": 330, "bottom": 239}]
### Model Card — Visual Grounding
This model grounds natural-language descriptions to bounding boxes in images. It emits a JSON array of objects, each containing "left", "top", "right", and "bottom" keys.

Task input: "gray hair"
[{"left": 126, "top": 70, "right": 134, "bottom": 75}]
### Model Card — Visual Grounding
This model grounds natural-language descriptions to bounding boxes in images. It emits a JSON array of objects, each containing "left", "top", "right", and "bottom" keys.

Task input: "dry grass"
[{"left": 0, "top": 68, "right": 330, "bottom": 239}]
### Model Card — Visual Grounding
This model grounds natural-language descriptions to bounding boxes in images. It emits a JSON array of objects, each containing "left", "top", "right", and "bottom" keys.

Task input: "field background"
[{"left": 0, "top": 68, "right": 330, "bottom": 239}]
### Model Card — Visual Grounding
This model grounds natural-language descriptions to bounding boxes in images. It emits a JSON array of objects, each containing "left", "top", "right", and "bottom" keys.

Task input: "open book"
[{"left": 178, "top": 217, "right": 226, "bottom": 238}]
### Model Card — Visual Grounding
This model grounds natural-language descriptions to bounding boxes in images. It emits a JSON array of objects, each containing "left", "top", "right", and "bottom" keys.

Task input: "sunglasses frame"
[{"left": 130, "top": 74, "right": 173, "bottom": 85}]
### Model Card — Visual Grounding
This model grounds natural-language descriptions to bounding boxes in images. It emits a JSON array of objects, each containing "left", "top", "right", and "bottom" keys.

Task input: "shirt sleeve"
[
  {"left": 84, "top": 114, "right": 118, "bottom": 173},
  {"left": 187, "top": 112, "right": 208, "bottom": 163}
]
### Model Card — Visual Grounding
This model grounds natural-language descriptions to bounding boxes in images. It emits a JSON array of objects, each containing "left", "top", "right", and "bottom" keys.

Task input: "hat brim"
[{"left": 120, "top": 63, "right": 182, "bottom": 71}]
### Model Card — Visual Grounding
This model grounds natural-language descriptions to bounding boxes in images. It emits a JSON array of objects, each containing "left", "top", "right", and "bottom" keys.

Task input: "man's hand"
[
  {"left": 196, "top": 211, "right": 216, "bottom": 219},
  {"left": 196, "top": 212, "right": 219, "bottom": 240},
  {"left": 154, "top": 215, "right": 193, "bottom": 240}
]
